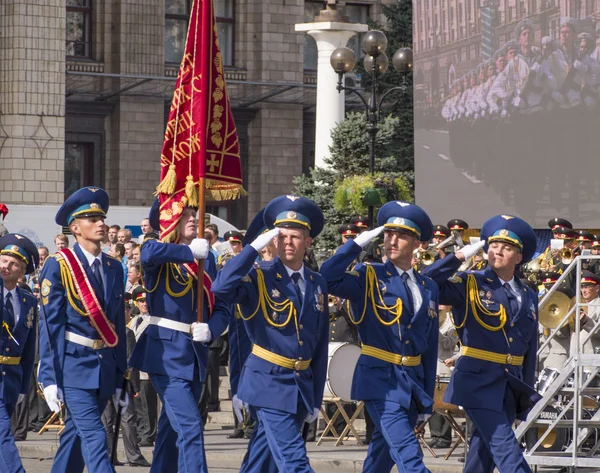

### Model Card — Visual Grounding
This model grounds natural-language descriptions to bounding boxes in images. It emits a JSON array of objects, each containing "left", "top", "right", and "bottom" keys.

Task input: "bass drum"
[
  {"left": 525, "top": 405, "right": 568, "bottom": 452},
  {"left": 323, "top": 342, "right": 361, "bottom": 402}
]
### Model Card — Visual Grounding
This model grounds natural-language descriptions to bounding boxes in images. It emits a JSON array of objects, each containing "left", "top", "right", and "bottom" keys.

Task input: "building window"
[
  {"left": 64, "top": 142, "right": 94, "bottom": 198},
  {"left": 165, "top": 0, "right": 234, "bottom": 66},
  {"left": 304, "top": 1, "right": 369, "bottom": 71},
  {"left": 66, "top": 0, "right": 92, "bottom": 58}
]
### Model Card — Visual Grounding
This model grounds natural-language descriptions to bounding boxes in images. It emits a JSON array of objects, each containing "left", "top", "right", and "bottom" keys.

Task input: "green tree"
[{"left": 294, "top": 0, "right": 414, "bottom": 255}]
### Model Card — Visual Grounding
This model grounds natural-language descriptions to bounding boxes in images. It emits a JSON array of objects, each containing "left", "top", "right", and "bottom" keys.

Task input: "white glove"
[
  {"left": 232, "top": 394, "right": 245, "bottom": 423},
  {"left": 188, "top": 238, "right": 210, "bottom": 260},
  {"left": 113, "top": 388, "right": 130, "bottom": 416},
  {"left": 457, "top": 240, "right": 486, "bottom": 261},
  {"left": 417, "top": 413, "right": 432, "bottom": 423},
  {"left": 354, "top": 226, "right": 384, "bottom": 248},
  {"left": 250, "top": 228, "right": 280, "bottom": 252},
  {"left": 43, "top": 385, "right": 63, "bottom": 414},
  {"left": 304, "top": 407, "right": 320, "bottom": 424},
  {"left": 191, "top": 322, "right": 212, "bottom": 343},
  {"left": 17, "top": 394, "right": 25, "bottom": 404}
]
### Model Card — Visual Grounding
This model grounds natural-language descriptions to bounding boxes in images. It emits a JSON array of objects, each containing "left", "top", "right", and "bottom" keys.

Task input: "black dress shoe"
[
  {"left": 129, "top": 458, "right": 152, "bottom": 467},
  {"left": 244, "top": 432, "right": 252, "bottom": 439},
  {"left": 138, "top": 440, "right": 154, "bottom": 447},
  {"left": 427, "top": 438, "right": 440, "bottom": 448},
  {"left": 113, "top": 460, "right": 125, "bottom": 466},
  {"left": 228, "top": 429, "right": 244, "bottom": 439}
]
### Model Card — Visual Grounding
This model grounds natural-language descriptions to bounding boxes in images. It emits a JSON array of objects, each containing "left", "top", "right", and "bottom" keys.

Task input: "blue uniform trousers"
[
  {"left": 150, "top": 374, "right": 207, "bottom": 473},
  {"left": 464, "top": 385, "right": 532, "bottom": 473},
  {"left": 240, "top": 403, "right": 313, "bottom": 473},
  {"left": 362, "top": 399, "right": 430, "bottom": 473},
  {"left": 0, "top": 400, "right": 24, "bottom": 473},
  {"left": 51, "top": 387, "right": 113, "bottom": 473}
]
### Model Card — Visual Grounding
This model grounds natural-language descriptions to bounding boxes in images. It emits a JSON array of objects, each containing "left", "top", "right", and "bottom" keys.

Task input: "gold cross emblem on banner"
[{"left": 207, "top": 154, "right": 220, "bottom": 173}]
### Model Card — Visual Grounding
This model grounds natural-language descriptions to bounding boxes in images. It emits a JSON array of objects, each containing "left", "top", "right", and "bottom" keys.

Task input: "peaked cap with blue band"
[
  {"left": 0, "top": 233, "right": 40, "bottom": 275},
  {"left": 56, "top": 187, "right": 109, "bottom": 227},
  {"left": 243, "top": 208, "right": 267, "bottom": 246},
  {"left": 149, "top": 198, "right": 160, "bottom": 235},
  {"left": 480, "top": 215, "right": 536, "bottom": 264},
  {"left": 377, "top": 201, "right": 433, "bottom": 242},
  {"left": 264, "top": 195, "right": 324, "bottom": 238}
]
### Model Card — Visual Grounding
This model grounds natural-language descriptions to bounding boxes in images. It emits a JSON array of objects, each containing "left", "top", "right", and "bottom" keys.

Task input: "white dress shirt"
[
  {"left": 284, "top": 264, "right": 306, "bottom": 298},
  {"left": 4, "top": 287, "right": 20, "bottom": 325},
  {"left": 79, "top": 246, "right": 105, "bottom": 288},
  {"left": 394, "top": 266, "right": 423, "bottom": 313}
]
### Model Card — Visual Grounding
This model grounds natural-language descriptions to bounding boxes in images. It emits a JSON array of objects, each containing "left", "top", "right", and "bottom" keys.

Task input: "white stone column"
[{"left": 295, "top": 22, "right": 367, "bottom": 169}]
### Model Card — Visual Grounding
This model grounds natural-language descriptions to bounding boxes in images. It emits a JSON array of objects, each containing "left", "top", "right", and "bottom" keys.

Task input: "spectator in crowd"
[
  {"left": 108, "top": 225, "right": 120, "bottom": 246},
  {"left": 124, "top": 241, "right": 138, "bottom": 261},
  {"left": 126, "top": 262, "right": 142, "bottom": 293},
  {"left": 54, "top": 234, "right": 68, "bottom": 251},
  {"left": 139, "top": 218, "right": 153, "bottom": 243},
  {"left": 117, "top": 229, "right": 132, "bottom": 245}
]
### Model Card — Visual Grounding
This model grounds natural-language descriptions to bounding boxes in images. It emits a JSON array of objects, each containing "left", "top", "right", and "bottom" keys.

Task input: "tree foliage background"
[{"left": 293, "top": 0, "right": 414, "bottom": 254}]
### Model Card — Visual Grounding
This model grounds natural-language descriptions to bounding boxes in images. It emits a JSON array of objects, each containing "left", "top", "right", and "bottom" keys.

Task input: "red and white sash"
[
  {"left": 182, "top": 262, "right": 215, "bottom": 317},
  {"left": 60, "top": 249, "right": 118, "bottom": 347}
]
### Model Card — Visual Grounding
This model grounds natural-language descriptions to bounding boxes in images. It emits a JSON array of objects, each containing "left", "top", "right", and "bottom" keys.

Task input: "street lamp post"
[{"left": 330, "top": 31, "right": 413, "bottom": 225}]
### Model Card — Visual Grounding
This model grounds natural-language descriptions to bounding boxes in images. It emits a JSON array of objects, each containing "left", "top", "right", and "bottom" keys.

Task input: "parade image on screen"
[{"left": 414, "top": 1, "right": 600, "bottom": 228}]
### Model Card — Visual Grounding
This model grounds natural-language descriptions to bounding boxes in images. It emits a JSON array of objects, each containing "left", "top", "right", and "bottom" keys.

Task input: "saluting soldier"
[
  {"left": 0, "top": 234, "right": 39, "bottom": 473},
  {"left": 211, "top": 195, "right": 329, "bottom": 473},
  {"left": 321, "top": 201, "right": 439, "bottom": 473},
  {"left": 37, "top": 187, "right": 128, "bottom": 473},
  {"left": 422, "top": 215, "right": 539, "bottom": 473},
  {"left": 128, "top": 199, "right": 230, "bottom": 473}
]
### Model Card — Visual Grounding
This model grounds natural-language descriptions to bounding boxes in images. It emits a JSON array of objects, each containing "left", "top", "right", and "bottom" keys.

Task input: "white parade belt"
[
  {"left": 65, "top": 331, "right": 106, "bottom": 350},
  {"left": 147, "top": 316, "right": 192, "bottom": 334}
]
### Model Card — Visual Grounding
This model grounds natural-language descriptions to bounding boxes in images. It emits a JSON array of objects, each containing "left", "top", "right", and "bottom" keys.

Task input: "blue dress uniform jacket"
[
  {"left": 128, "top": 239, "right": 229, "bottom": 381},
  {"left": 422, "top": 254, "right": 539, "bottom": 420},
  {"left": 320, "top": 240, "right": 439, "bottom": 414},
  {"left": 228, "top": 304, "right": 252, "bottom": 396},
  {"left": 37, "top": 244, "right": 127, "bottom": 399},
  {"left": 212, "top": 245, "right": 329, "bottom": 416},
  {"left": 0, "top": 287, "right": 37, "bottom": 406}
]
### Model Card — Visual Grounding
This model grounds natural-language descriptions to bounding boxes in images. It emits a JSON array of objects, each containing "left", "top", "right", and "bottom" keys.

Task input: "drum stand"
[
  {"left": 440, "top": 410, "right": 468, "bottom": 460},
  {"left": 414, "top": 416, "right": 438, "bottom": 458},
  {"left": 317, "top": 398, "right": 364, "bottom": 447}
]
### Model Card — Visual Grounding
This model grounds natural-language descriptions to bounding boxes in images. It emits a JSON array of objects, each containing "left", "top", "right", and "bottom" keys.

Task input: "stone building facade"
[{"left": 0, "top": 0, "right": 393, "bottom": 229}]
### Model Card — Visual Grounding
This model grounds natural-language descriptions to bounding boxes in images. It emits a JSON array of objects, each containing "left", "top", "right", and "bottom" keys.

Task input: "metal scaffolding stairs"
[{"left": 514, "top": 256, "right": 600, "bottom": 470}]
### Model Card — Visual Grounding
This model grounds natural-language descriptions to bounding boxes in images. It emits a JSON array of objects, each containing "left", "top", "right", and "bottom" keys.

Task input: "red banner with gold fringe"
[{"left": 156, "top": 0, "right": 245, "bottom": 242}]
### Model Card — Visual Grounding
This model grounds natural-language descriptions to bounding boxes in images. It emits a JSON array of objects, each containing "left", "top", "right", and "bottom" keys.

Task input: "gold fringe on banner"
[
  {"left": 155, "top": 164, "right": 178, "bottom": 196},
  {"left": 185, "top": 175, "right": 199, "bottom": 207},
  {"left": 205, "top": 179, "right": 247, "bottom": 201}
]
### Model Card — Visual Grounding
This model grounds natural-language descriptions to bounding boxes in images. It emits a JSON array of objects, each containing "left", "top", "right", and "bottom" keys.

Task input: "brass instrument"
[
  {"left": 328, "top": 294, "right": 336, "bottom": 309},
  {"left": 419, "top": 232, "right": 460, "bottom": 266},
  {"left": 458, "top": 249, "right": 485, "bottom": 272},
  {"left": 524, "top": 258, "right": 542, "bottom": 284},
  {"left": 539, "top": 291, "right": 573, "bottom": 329},
  {"left": 557, "top": 247, "right": 575, "bottom": 265}
]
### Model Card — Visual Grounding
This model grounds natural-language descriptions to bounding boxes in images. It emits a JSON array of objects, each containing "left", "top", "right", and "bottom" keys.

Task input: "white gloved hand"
[
  {"left": 188, "top": 238, "right": 210, "bottom": 260},
  {"left": 232, "top": 394, "right": 245, "bottom": 423},
  {"left": 250, "top": 228, "right": 280, "bottom": 252},
  {"left": 114, "top": 389, "right": 130, "bottom": 416},
  {"left": 456, "top": 240, "right": 486, "bottom": 261},
  {"left": 43, "top": 385, "right": 63, "bottom": 414},
  {"left": 17, "top": 393, "right": 25, "bottom": 404},
  {"left": 191, "top": 322, "right": 212, "bottom": 343},
  {"left": 354, "top": 226, "right": 384, "bottom": 248},
  {"left": 417, "top": 413, "right": 432, "bottom": 423},
  {"left": 304, "top": 407, "right": 320, "bottom": 424}
]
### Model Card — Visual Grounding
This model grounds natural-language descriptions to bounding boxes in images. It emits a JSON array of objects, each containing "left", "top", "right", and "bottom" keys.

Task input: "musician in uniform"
[
  {"left": 218, "top": 231, "right": 244, "bottom": 268},
  {"left": 0, "top": 234, "right": 39, "bottom": 473},
  {"left": 422, "top": 214, "right": 539, "bottom": 473},
  {"left": 351, "top": 216, "right": 383, "bottom": 263},
  {"left": 428, "top": 305, "right": 459, "bottom": 449},
  {"left": 590, "top": 235, "right": 600, "bottom": 275},
  {"left": 536, "top": 218, "right": 573, "bottom": 270},
  {"left": 128, "top": 199, "right": 230, "bottom": 473},
  {"left": 570, "top": 271, "right": 600, "bottom": 360},
  {"left": 37, "top": 187, "right": 128, "bottom": 473},
  {"left": 321, "top": 201, "right": 439, "bottom": 473},
  {"left": 446, "top": 219, "right": 468, "bottom": 248},
  {"left": 212, "top": 195, "right": 329, "bottom": 473}
]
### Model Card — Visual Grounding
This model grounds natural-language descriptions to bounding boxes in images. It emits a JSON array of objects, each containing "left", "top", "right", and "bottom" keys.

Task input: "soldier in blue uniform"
[
  {"left": 211, "top": 195, "right": 329, "bottom": 473},
  {"left": 320, "top": 201, "right": 439, "bottom": 473},
  {"left": 37, "top": 187, "right": 128, "bottom": 473},
  {"left": 422, "top": 215, "right": 540, "bottom": 473},
  {"left": 0, "top": 234, "right": 39, "bottom": 473},
  {"left": 128, "top": 199, "right": 230, "bottom": 473}
]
